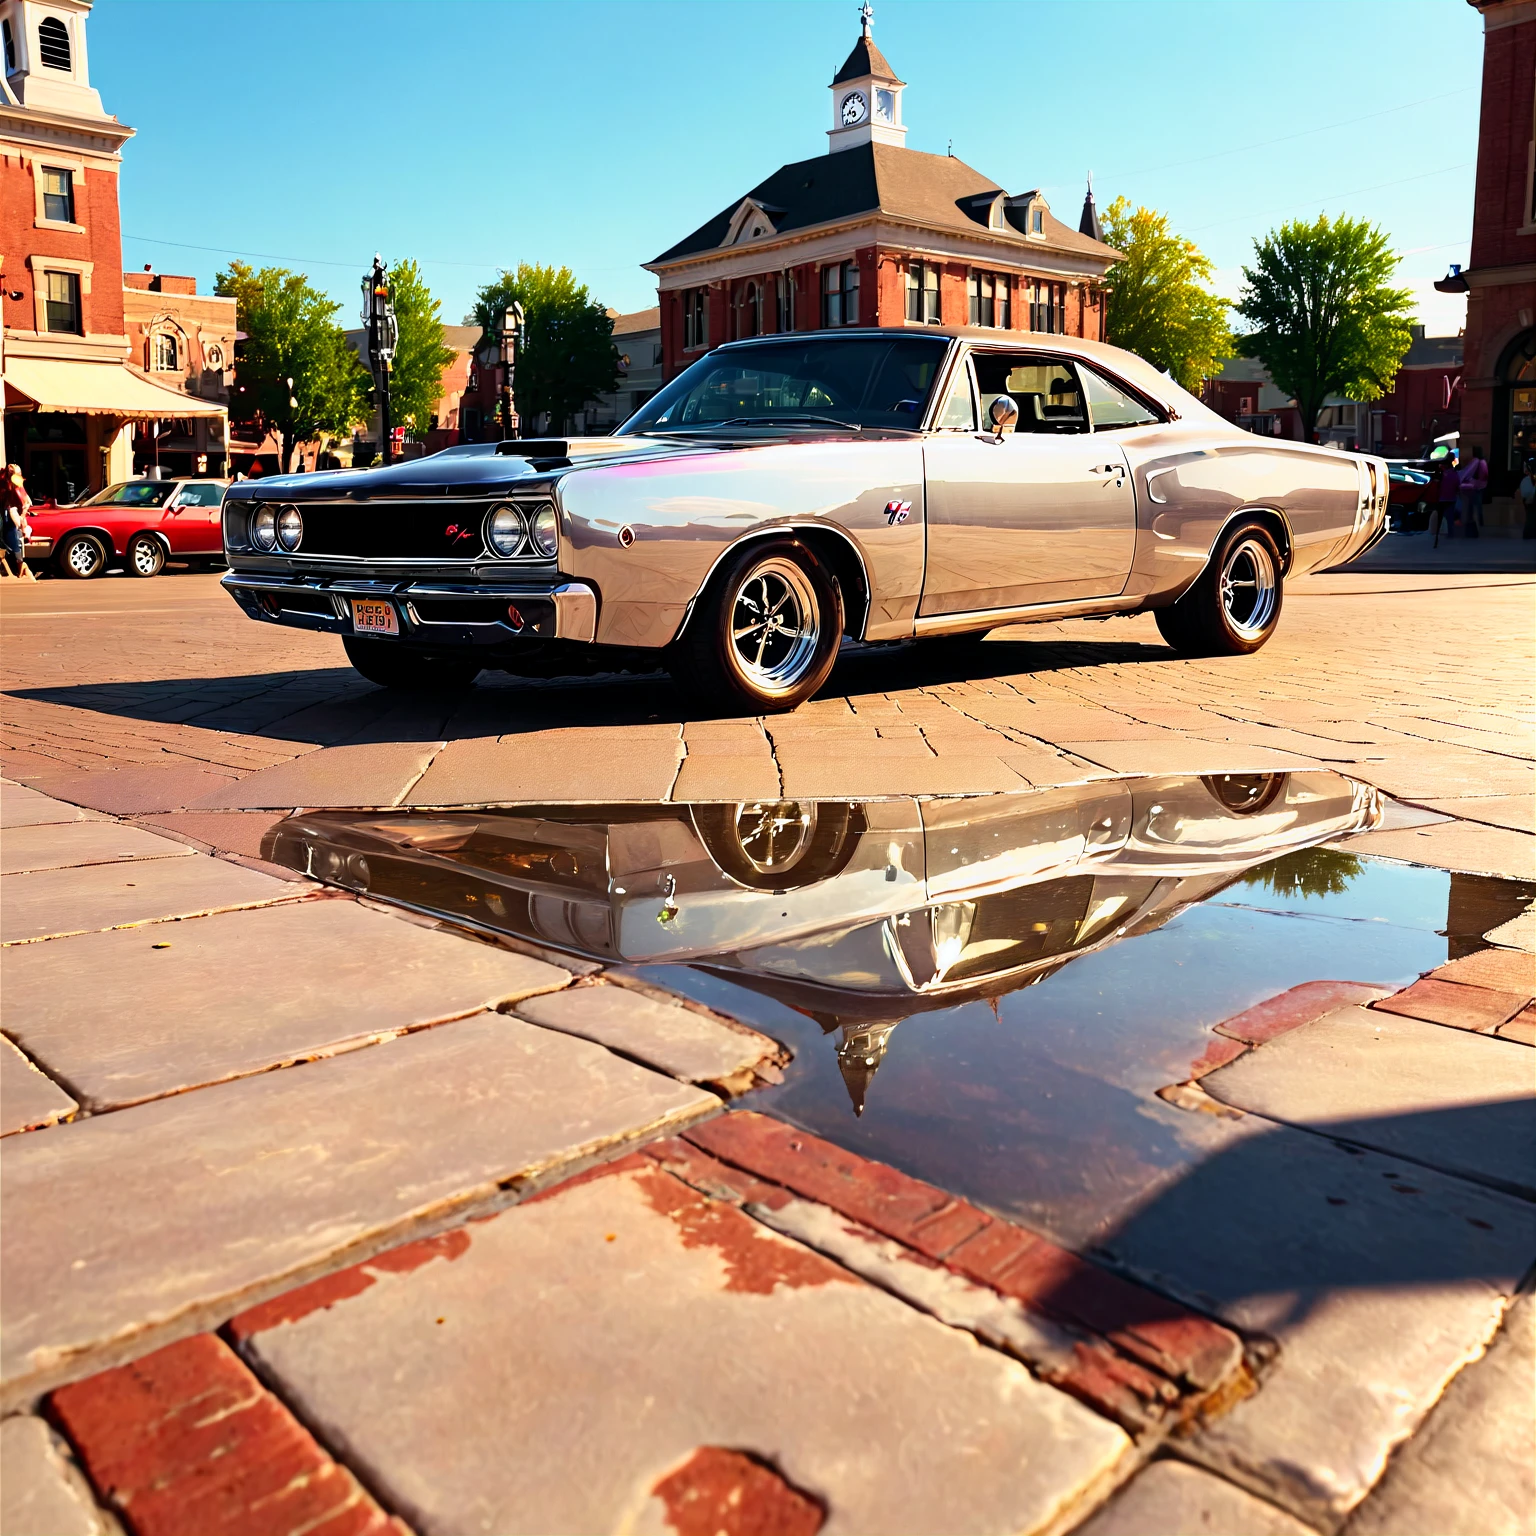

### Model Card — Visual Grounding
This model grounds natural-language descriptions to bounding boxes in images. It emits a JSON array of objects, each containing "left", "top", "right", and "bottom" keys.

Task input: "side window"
[
  {"left": 1081, "top": 365, "right": 1162, "bottom": 430},
  {"left": 180, "top": 483, "right": 223, "bottom": 507},
  {"left": 972, "top": 353, "right": 1088, "bottom": 434},
  {"left": 934, "top": 360, "right": 976, "bottom": 430}
]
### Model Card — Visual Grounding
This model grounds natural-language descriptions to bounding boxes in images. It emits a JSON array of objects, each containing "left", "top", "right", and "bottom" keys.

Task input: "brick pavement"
[{"left": 2, "top": 565, "right": 1533, "bottom": 1534}]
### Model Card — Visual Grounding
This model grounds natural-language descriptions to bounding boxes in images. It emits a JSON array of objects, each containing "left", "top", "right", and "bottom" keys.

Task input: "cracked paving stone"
[
  {"left": 1073, "top": 1461, "right": 1320, "bottom": 1536},
  {"left": 0, "top": 1416, "right": 113, "bottom": 1536},
  {"left": 0, "top": 1035, "right": 76, "bottom": 1136},
  {"left": 0, "top": 819, "right": 195, "bottom": 876}
]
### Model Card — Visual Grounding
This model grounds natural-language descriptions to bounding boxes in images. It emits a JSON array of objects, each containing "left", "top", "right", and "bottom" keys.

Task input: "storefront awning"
[{"left": 2, "top": 358, "right": 226, "bottom": 419}]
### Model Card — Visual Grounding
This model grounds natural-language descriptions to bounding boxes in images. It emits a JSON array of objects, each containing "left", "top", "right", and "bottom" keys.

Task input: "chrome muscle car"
[{"left": 221, "top": 329, "right": 1390, "bottom": 712}]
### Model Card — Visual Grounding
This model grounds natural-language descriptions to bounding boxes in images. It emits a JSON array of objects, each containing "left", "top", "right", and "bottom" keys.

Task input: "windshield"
[
  {"left": 83, "top": 481, "right": 177, "bottom": 508},
  {"left": 617, "top": 336, "right": 949, "bottom": 435}
]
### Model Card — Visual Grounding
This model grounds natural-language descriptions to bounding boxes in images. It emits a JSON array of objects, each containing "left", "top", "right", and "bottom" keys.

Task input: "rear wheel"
[
  {"left": 670, "top": 538, "right": 843, "bottom": 713},
  {"left": 342, "top": 636, "right": 481, "bottom": 692},
  {"left": 56, "top": 532, "right": 108, "bottom": 580},
  {"left": 1155, "top": 520, "right": 1283, "bottom": 656},
  {"left": 125, "top": 533, "right": 165, "bottom": 578}
]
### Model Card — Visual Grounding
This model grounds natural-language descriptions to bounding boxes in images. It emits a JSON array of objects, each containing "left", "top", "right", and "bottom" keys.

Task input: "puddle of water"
[{"left": 261, "top": 772, "right": 1533, "bottom": 1251}]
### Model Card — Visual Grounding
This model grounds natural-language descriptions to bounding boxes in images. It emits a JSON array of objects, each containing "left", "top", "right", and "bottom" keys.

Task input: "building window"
[
  {"left": 44, "top": 271, "right": 80, "bottom": 334},
  {"left": 1031, "top": 208, "right": 1044, "bottom": 235},
  {"left": 682, "top": 287, "right": 708, "bottom": 351},
  {"left": 42, "top": 167, "right": 74, "bottom": 224},
  {"left": 3, "top": 19, "right": 16, "bottom": 72},
  {"left": 906, "top": 262, "right": 940, "bottom": 324},
  {"left": 1029, "top": 280, "right": 1066, "bottom": 335},
  {"left": 775, "top": 272, "right": 794, "bottom": 332},
  {"left": 37, "top": 15, "right": 71, "bottom": 71},
  {"left": 154, "top": 333, "right": 179, "bottom": 371},
  {"left": 967, "top": 270, "right": 1009, "bottom": 329},
  {"left": 821, "top": 261, "right": 859, "bottom": 327},
  {"left": 738, "top": 281, "right": 761, "bottom": 339}
]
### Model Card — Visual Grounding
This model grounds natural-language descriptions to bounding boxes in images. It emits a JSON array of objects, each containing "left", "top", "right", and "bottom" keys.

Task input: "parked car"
[
  {"left": 220, "top": 329, "right": 1390, "bottom": 711},
  {"left": 1384, "top": 462, "right": 1434, "bottom": 531},
  {"left": 26, "top": 478, "right": 230, "bottom": 578}
]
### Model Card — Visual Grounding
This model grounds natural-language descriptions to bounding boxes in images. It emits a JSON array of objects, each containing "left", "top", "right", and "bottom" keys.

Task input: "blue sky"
[{"left": 93, "top": 0, "right": 1481, "bottom": 336}]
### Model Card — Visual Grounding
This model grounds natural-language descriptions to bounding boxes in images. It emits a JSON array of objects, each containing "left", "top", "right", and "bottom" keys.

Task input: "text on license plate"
[{"left": 350, "top": 598, "right": 399, "bottom": 636}]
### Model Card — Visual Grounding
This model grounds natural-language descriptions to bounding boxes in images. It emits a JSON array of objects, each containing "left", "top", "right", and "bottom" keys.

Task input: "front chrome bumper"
[{"left": 221, "top": 570, "right": 598, "bottom": 645}]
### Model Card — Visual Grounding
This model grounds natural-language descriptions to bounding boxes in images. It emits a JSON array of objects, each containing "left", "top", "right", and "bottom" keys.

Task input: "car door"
[
  {"left": 162, "top": 482, "right": 224, "bottom": 553},
  {"left": 920, "top": 349, "right": 1136, "bottom": 615}
]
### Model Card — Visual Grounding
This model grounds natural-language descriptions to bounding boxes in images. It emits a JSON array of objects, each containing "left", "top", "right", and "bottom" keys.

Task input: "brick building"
[
  {"left": 646, "top": 9, "right": 1119, "bottom": 381},
  {"left": 1, "top": 0, "right": 224, "bottom": 499},
  {"left": 1437, "top": 0, "right": 1536, "bottom": 523}
]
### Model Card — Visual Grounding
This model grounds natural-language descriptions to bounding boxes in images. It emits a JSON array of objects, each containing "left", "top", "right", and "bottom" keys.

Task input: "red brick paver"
[
  {"left": 49, "top": 1333, "right": 406, "bottom": 1536},
  {"left": 1371, "top": 976, "right": 1527, "bottom": 1034},
  {"left": 1213, "top": 981, "right": 1393, "bottom": 1046},
  {"left": 649, "top": 1448, "right": 824, "bottom": 1536}
]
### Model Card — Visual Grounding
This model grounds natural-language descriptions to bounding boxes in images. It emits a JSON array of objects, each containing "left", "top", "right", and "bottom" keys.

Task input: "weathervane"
[{"left": 859, "top": 1, "right": 873, "bottom": 36}]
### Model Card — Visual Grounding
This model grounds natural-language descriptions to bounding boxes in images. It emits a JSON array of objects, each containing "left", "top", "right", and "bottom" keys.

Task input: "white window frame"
[{"left": 32, "top": 155, "right": 86, "bottom": 233}]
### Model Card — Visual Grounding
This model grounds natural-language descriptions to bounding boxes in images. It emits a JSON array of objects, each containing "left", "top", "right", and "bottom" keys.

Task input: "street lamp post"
[
  {"left": 499, "top": 303, "right": 524, "bottom": 441},
  {"left": 361, "top": 255, "right": 397, "bottom": 465}
]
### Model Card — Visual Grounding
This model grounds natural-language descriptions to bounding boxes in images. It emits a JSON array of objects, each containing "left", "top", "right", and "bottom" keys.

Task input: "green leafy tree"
[
  {"left": 216, "top": 262, "right": 370, "bottom": 471},
  {"left": 471, "top": 264, "right": 619, "bottom": 433},
  {"left": 1101, "top": 198, "right": 1234, "bottom": 391},
  {"left": 1235, "top": 214, "right": 1415, "bottom": 441},
  {"left": 385, "top": 259, "right": 456, "bottom": 439}
]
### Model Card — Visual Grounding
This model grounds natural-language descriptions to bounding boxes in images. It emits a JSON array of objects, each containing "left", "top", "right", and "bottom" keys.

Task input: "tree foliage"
[
  {"left": 1100, "top": 198, "right": 1234, "bottom": 392},
  {"left": 472, "top": 264, "right": 619, "bottom": 433},
  {"left": 1235, "top": 214, "right": 1415, "bottom": 440},
  {"left": 215, "top": 262, "right": 370, "bottom": 471},
  {"left": 384, "top": 259, "right": 456, "bottom": 437}
]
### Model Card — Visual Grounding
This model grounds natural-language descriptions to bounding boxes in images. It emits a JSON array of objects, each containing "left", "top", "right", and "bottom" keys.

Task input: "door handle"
[{"left": 1088, "top": 463, "right": 1122, "bottom": 475}]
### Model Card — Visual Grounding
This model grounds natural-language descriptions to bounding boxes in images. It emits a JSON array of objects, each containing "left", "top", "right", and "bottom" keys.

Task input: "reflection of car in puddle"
[{"left": 265, "top": 772, "right": 1379, "bottom": 1108}]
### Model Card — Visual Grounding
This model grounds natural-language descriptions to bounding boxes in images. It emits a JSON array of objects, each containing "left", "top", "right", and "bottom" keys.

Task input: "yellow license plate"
[{"left": 350, "top": 598, "right": 399, "bottom": 636}]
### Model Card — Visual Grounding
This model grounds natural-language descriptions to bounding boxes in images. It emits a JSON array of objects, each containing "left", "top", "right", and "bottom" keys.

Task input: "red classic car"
[{"left": 24, "top": 479, "right": 229, "bottom": 578}]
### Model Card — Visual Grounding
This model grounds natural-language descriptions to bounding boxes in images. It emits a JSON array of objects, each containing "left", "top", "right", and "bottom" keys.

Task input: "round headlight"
[
  {"left": 530, "top": 504, "right": 559, "bottom": 558},
  {"left": 486, "top": 503, "right": 526, "bottom": 558},
  {"left": 250, "top": 505, "right": 277, "bottom": 550},
  {"left": 276, "top": 505, "right": 303, "bottom": 552}
]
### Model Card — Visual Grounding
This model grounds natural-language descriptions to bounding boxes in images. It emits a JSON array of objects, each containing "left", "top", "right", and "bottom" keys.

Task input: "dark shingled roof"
[
  {"left": 651, "top": 144, "right": 1121, "bottom": 266},
  {"left": 833, "top": 32, "right": 904, "bottom": 85}
]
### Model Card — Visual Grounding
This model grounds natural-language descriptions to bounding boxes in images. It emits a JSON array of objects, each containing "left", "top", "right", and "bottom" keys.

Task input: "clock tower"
[{"left": 828, "top": 2, "right": 906, "bottom": 153}]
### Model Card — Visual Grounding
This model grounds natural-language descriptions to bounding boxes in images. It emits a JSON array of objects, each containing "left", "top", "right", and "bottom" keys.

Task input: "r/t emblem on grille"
[
  {"left": 443, "top": 524, "right": 476, "bottom": 544},
  {"left": 884, "top": 500, "right": 912, "bottom": 525}
]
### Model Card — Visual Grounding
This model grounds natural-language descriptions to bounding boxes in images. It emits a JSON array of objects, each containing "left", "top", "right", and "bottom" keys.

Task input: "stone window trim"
[
  {"left": 25, "top": 253, "right": 92, "bottom": 334},
  {"left": 32, "top": 155, "right": 86, "bottom": 233},
  {"left": 1518, "top": 139, "right": 1536, "bottom": 239}
]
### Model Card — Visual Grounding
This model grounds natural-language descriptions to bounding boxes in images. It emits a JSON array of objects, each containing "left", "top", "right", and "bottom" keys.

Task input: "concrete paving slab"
[
  {"left": 1, "top": 1035, "right": 76, "bottom": 1135},
  {"left": 5, "top": 900, "right": 571, "bottom": 1110},
  {"left": 242, "top": 1160, "right": 1131, "bottom": 1536},
  {"left": 0, "top": 1415, "right": 112, "bottom": 1536},
  {"left": 1430, "top": 947, "right": 1536, "bottom": 997},
  {"left": 17, "top": 764, "right": 239, "bottom": 816},
  {"left": 1074, "top": 1461, "right": 1320, "bottom": 1536},
  {"left": 1055, "top": 741, "right": 1321, "bottom": 776},
  {"left": 404, "top": 730, "right": 685, "bottom": 805},
  {"left": 1485, "top": 904, "right": 1536, "bottom": 952},
  {"left": 0, "top": 1013, "right": 716, "bottom": 1407},
  {"left": 0, "top": 855, "right": 290, "bottom": 945},
  {"left": 187, "top": 740, "right": 442, "bottom": 810},
  {"left": 515, "top": 982, "right": 779, "bottom": 1087},
  {"left": 134, "top": 811, "right": 289, "bottom": 860},
  {"left": 1421, "top": 795, "right": 1535, "bottom": 833},
  {"left": 1336, "top": 820, "right": 1536, "bottom": 881},
  {"left": 0, "top": 820, "right": 195, "bottom": 876},
  {"left": 1344, "top": 1292, "right": 1536, "bottom": 1536},
  {"left": 1497, "top": 1008, "right": 1535, "bottom": 1045},
  {"left": 1100, "top": 1125, "right": 1535, "bottom": 1528},
  {"left": 0, "top": 783, "right": 106, "bottom": 828},
  {"left": 1201, "top": 1006, "right": 1535, "bottom": 1195},
  {"left": 1372, "top": 976, "right": 1526, "bottom": 1033},
  {"left": 672, "top": 752, "right": 781, "bottom": 801}
]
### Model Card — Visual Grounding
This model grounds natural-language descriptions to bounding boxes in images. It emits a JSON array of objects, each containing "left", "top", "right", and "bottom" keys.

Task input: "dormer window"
[
  {"left": 989, "top": 201, "right": 1004, "bottom": 231},
  {"left": 38, "top": 15, "right": 71, "bottom": 71},
  {"left": 154, "top": 333, "right": 179, "bottom": 371},
  {"left": 1031, "top": 208, "right": 1044, "bottom": 235}
]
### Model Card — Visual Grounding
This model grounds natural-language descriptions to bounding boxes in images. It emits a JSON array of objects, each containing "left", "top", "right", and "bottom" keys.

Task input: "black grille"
[{"left": 290, "top": 501, "right": 489, "bottom": 561}]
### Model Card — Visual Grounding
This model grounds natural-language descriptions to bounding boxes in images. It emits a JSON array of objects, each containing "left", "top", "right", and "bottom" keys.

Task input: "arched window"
[
  {"left": 37, "top": 16, "right": 71, "bottom": 71},
  {"left": 154, "top": 333, "right": 179, "bottom": 371}
]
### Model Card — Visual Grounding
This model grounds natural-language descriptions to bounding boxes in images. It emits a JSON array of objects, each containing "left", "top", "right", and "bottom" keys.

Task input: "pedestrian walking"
[
  {"left": 1459, "top": 445, "right": 1487, "bottom": 539},
  {"left": 1, "top": 464, "right": 37, "bottom": 580},
  {"left": 1432, "top": 452, "right": 1460, "bottom": 547},
  {"left": 1519, "top": 456, "right": 1536, "bottom": 541}
]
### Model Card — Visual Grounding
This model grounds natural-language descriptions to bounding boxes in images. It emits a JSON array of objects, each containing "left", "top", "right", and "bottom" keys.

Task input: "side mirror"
[{"left": 988, "top": 394, "right": 1019, "bottom": 441}]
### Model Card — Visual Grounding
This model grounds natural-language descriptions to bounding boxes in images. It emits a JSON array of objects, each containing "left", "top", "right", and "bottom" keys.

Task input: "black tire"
[
  {"left": 1154, "top": 519, "right": 1283, "bottom": 656},
  {"left": 55, "top": 532, "right": 108, "bottom": 580},
  {"left": 125, "top": 533, "right": 166, "bottom": 578},
  {"left": 691, "top": 800, "right": 863, "bottom": 891},
  {"left": 669, "top": 537, "right": 843, "bottom": 714},
  {"left": 342, "top": 636, "right": 481, "bottom": 692}
]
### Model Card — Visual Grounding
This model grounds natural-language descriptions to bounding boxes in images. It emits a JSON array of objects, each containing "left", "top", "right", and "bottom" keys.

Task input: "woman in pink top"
[{"left": 1458, "top": 446, "right": 1488, "bottom": 539}]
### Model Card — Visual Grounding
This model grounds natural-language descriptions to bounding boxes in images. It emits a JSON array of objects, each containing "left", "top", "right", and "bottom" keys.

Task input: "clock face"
[
  {"left": 840, "top": 90, "right": 868, "bottom": 126},
  {"left": 875, "top": 88, "right": 895, "bottom": 123}
]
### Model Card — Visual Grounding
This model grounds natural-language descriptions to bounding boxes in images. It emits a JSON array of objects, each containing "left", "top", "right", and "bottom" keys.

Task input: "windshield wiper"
[{"left": 716, "top": 414, "right": 864, "bottom": 431}]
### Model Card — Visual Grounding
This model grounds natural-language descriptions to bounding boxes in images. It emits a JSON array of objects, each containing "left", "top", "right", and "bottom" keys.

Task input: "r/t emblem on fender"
[{"left": 884, "top": 500, "right": 912, "bottom": 525}]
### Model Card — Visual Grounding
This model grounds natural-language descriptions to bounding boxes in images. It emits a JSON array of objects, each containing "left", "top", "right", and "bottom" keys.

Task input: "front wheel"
[
  {"left": 669, "top": 538, "right": 843, "bottom": 713},
  {"left": 1155, "top": 520, "right": 1283, "bottom": 656},
  {"left": 342, "top": 636, "right": 481, "bottom": 692},
  {"left": 56, "top": 532, "right": 108, "bottom": 580},
  {"left": 125, "top": 533, "right": 166, "bottom": 578}
]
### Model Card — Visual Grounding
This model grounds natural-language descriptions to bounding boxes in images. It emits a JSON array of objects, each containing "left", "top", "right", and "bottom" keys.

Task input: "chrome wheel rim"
[
  {"left": 729, "top": 557, "right": 820, "bottom": 694},
  {"left": 131, "top": 540, "right": 160, "bottom": 575},
  {"left": 730, "top": 801, "right": 816, "bottom": 876},
  {"left": 1220, "top": 537, "right": 1277, "bottom": 640},
  {"left": 67, "top": 540, "right": 100, "bottom": 576}
]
